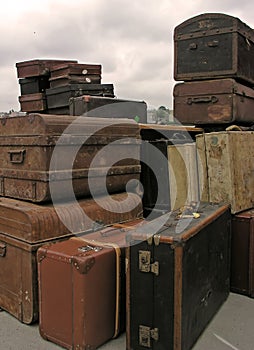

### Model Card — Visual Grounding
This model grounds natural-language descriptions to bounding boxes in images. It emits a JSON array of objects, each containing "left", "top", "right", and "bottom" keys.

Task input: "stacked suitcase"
[
  {"left": 173, "top": 13, "right": 254, "bottom": 302},
  {"left": 16, "top": 59, "right": 114, "bottom": 114},
  {"left": 0, "top": 107, "right": 144, "bottom": 333}
]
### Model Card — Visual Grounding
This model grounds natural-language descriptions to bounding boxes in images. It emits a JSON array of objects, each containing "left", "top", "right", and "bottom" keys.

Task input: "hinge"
[
  {"left": 139, "top": 325, "right": 159, "bottom": 348},
  {"left": 139, "top": 250, "right": 159, "bottom": 276}
]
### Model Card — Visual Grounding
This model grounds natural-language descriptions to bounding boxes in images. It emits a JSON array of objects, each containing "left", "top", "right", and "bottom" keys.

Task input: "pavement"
[{"left": 1, "top": 292, "right": 254, "bottom": 349}]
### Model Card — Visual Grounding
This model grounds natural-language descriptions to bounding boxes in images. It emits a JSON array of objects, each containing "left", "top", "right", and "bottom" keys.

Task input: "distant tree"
[{"left": 155, "top": 106, "right": 170, "bottom": 124}]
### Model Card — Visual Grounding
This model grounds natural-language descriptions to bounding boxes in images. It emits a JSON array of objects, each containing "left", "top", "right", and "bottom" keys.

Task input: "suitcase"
[
  {"left": 18, "top": 93, "right": 47, "bottom": 112},
  {"left": 16, "top": 59, "right": 78, "bottom": 78},
  {"left": 174, "top": 13, "right": 254, "bottom": 85},
  {"left": 0, "top": 113, "right": 141, "bottom": 202},
  {"left": 173, "top": 78, "right": 254, "bottom": 125},
  {"left": 69, "top": 95, "right": 147, "bottom": 124},
  {"left": 49, "top": 62, "right": 102, "bottom": 78},
  {"left": 126, "top": 202, "right": 231, "bottom": 350},
  {"left": 0, "top": 192, "right": 142, "bottom": 324},
  {"left": 231, "top": 209, "right": 254, "bottom": 297},
  {"left": 49, "top": 74, "right": 101, "bottom": 88},
  {"left": 45, "top": 84, "right": 115, "bottom": 111},
  {"left": 19, "top": 77, "right": 50, "bottom": 95},
  {"left": 38, "top": 239, "right": 121, "bottom": 349},
  {"left": 38, "top": 219, "right": 145, "bottom": 349},
  {"left": 196, "top": 131, "right": 254, "bottom": 214},
  {"left": 141, "top": 138, "right": 199, "bottom": 217}
]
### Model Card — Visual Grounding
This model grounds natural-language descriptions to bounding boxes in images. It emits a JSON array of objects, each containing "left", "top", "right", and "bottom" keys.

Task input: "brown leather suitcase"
[
  {"left": 49, "top": 62, "right": 102, "bottom": 78},
  {"left": 174, "top": 13, "right": 254, "bottom": 86},
  {"left": 174, "top": 78, "right": 254, "bottom": 125},
  {"left": 231, "top": 209, "right": 254, "bottom": 297},
  {"left": 0, "top": 192, "right": 142, "bottom": 324},
  {"left": 49, "top": 74, "right": 101, "bottom": 88},
  {"left": 38, "top": 239, "right": 122, "bottom": 349},
  {"left": 0, "top": 113, "right": 141, "bottom": 202},
  {"left": 18, "top": 93, "right": 47, "bottom": 112},
  {"left": 16, "top": 59, "right": 78, "bottom": 78},
  {"left": 126, "top": 202, "right": 231, "bottom": 350}
]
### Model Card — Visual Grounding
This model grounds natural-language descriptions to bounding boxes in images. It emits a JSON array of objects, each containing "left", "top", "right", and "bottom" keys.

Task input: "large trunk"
[
  {"left": 174, "top": 78, "right": 254, "bottom": 125},
  {"left": 174, "top": 13, "right": 254, "bottom": 86},
  {"left": 126, "top": 202, "right": 231, "bottom": 350}
]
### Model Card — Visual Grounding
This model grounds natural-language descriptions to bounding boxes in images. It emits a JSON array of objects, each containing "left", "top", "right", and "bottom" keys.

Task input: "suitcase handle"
[
  {"left": 8, "top": 149, "right": 26, "bottom": 164},
  {"left": 0, "top": 242, "right": 6, "bottom": 257},
  {"left": 187, "top": 96, "right": 218, "bottom": 105}
]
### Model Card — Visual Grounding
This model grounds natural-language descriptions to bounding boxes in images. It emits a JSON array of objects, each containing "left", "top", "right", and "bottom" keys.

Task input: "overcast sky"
[{"left": 1, "top": 0, "right": 254, "bottom": 112}]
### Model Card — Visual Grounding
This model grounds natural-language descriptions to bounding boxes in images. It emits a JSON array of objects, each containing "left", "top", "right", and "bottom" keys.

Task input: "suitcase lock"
[
  {"left": 0, "top": 242, "right": 6, "bottom": 257},
  {"left": 139, "top": 325, "right": 159, "bottom": 348}
]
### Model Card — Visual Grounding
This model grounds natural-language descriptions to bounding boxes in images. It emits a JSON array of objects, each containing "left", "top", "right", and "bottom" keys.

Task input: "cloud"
[{"left": 1, "top": 0, "right": 254, "bottom": 112}]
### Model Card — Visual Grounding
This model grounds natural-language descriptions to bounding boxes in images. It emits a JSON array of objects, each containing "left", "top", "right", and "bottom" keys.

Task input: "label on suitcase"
[
  {"left": 196, "top": 131, "right": 254, "bottom": 213},
  {"left": 173, "top": 78, "right": 254, "bottom": 124},
  {"left": 174, "top": 13, "right": 254, "bottom": 85},
  {"left": 126, "top": 202, "right": 231, "bottom": 350},
  {"left": 38, "top": 239, "right": 121, "bottom": 349},
  {"left": 0, "top": 114, "right": 140, "bottom": 202},
  {"left": 231, "top": 209, "right": 254, "bottom": 297}
]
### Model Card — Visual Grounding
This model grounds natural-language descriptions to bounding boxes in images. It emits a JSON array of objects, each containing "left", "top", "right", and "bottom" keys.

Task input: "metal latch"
[
  {"left": 139, "top": 250, "right": 159, "bottom": 276},
  {"left": 139, "top": 325, "right": 159, "bottom": 348},
  {"left": 0, "top": 242, "right": 6, "bottom": 257},
  {"left": 78, "top": 245, "right": 102, "bottom": 253}
]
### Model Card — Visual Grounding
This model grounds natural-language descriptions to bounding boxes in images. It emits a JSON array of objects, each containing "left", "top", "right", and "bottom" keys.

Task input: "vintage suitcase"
[
  {"left": 38, "top": 239, "right": 121, "bottom": 349},
  {"left": 141, "top": 138, "right": 199, "bottom": 218},
  {"left": 69, "top": 95, "right": 147, "bottom": 123},
  {"left": 49, "top": 62, "right": 102, "bottom": 78},
  {"left": 126, "top": 202, "right": 231, "bottom": 350},
  {"left": 0, "top": 192, "right": 142, "bottom": 324},
  {"left": 49, "top": 74, "right": 101, "bottom": 88},
  {"left": 173, "top": 78, "right": 254, "bottom": 125},
  {"left": 18, "top": 93, "right": 47, "bottom": 112},
  {"left": 231, "top": 209, "right": 254, "bottom": 297},
  {"left": 45, "top": 83, "right": 114, "bottom": 111},
  {"left": 174, "top": 13, "right": 254, "bottom": 85},
  {"left": 38, "top": 219, "right": 145, "bottom": 349},
  {"left": 196, "top": 131, "right": 254, "bottom": 213},
  {"left": 16, "top": 59, "right": 78, "bottom": 78},
  {"left": 0, "top": 113, "right": 141, "bottom": 202},
  {"left": 18, "top": 77, "right": 50, "bottom": 95}
]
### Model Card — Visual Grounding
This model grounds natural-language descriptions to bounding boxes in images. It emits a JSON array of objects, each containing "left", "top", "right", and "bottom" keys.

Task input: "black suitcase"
[
  {"left": 45, "top": 84, "right": 115, "bottom": 113},
  {"left": 126, "top": 202, "right": 231, "bottom": 350},
  {"left": 69, "top": 95, "right": 147, "bottom": 123},
  {"left": 174, "top": 13, "right": 254, "bottom": 86},
  {"left": 19, "top": 77, "right": 50, "bottom": 95}
]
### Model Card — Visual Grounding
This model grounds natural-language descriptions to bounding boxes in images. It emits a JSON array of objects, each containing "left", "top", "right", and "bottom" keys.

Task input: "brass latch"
[
  {"left": 139, "top": 325, "right": 159, "bottom": 348},
  {"left": 139, "top": 250, "right": 159, "bottom": 276}
]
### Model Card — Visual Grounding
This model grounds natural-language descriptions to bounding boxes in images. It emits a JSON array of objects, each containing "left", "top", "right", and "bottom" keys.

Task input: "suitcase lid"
[
  {"left": 0, "top": 113, "right": 140, "bottom": 138},
  {"left": 173, "top": 78, "right": 254, "bottom": 98},
  {"left": 45, "top": 83, "right": 114, "bottom": 95},
  {"left": 174, "top": 13, "right": 254, "bottom": 42},
  {"left": 0, "top": 192, "right": 143, "bottom": 244},
  {"left": 127, "top": 202, "right": 230, "bottom": 245},
  {"left": 49, "top": 62, "right": 102, "bottom": 72},
  {"left": 16, "top": 59, "right": 78, "bottom": 78}
]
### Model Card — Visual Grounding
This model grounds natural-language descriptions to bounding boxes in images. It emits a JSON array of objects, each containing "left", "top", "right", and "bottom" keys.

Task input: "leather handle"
[
  {"left": 187, "top": 96, "right": 218, "bottom": 105},
  {"left": 8, "top": 149, "right": 26, "bottom": 164},
  {"left": 0, "top": 242, "right": 6, "bottom": 257}
]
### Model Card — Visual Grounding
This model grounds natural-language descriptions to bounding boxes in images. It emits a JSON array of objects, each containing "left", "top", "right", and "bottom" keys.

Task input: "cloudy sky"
[{"left": 1, "top": 0, "right": 254, "bottom": 112}]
